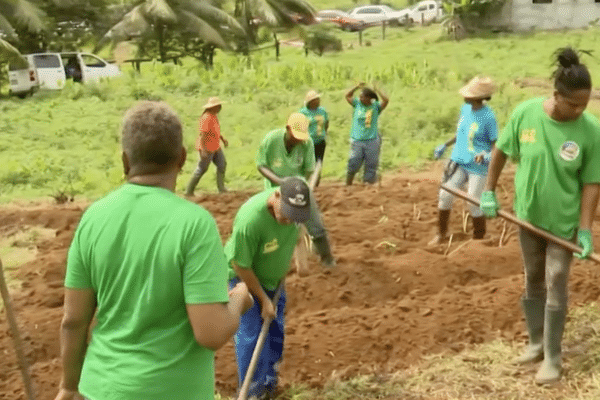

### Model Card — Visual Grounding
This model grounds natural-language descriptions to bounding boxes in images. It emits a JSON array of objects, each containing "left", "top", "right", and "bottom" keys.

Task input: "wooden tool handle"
[{"left": 440, "top": 183, "right": 600, "bottom": 264}]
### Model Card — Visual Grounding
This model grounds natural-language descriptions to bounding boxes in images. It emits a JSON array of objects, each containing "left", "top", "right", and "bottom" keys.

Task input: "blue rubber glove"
[
  {"left": 480, "top": 191, "right": 499, "bottom": 218},
  {"left": 433, "top": 144, "right": 447, "bottom": 160},
  {"left": 575, "top": 229, "right": 593, "bottom": 259}
]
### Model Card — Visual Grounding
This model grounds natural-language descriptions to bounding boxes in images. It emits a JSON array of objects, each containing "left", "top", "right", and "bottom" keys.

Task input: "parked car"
[
  {"left": 405, "top": 1, "right": 444, "bottom": 24},
  {"left": 349, "top": 5, "right": 408, "bottom": 26},
  {"left": 8, "top": 52, "right": 121, "bottom": 98},
  {"left": 316, "top": 9, "right": 366, "bottom": 31}
]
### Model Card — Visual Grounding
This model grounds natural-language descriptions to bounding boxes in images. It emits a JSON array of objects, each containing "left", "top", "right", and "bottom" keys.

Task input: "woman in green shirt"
[
  {"left": 481, "top": 47, "right": 600, "bottom": 385},
  {"left": 299, "top": 90, "right": 329, "bottom": 186}
]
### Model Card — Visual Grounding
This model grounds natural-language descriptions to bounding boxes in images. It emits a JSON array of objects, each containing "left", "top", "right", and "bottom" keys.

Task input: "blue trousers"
[
  {"left": 229, "top": 278, "right": 286, "bottom": 398},
  {"left": 347, "top": 136, "right": 381, "bottom": 184}
]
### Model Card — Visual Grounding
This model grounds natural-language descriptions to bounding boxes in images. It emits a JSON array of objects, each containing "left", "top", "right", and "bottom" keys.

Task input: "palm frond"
[
  {"left": 0, "top": 38, "right": 26, "bottom": 67},
  {"left": 11, "top": 0, "right": 45, "bottom": 32},
  {"left": 0, "top": 12, "right": 16, "bottom": 39},
  {"left": 178, "top": 0, "right": 246, "bottom": 37},
  {"left": 143, "top": 0, "right": 177, "bottom": 22},
  {"left": 96, "top": 5, "right": 150, "bottom": 50},
  {"left": 176, "top": 9, "right": 228, "bottom": 49},
  {"left": 248, "top": 0, "right": 278, "bottom": 25}
]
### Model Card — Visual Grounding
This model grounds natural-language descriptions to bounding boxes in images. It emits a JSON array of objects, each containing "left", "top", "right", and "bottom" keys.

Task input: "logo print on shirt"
[
  {"left": 315, "top": 115, "right": 325, "bottom": 135},
  {"left": 520, "top": 129, "right": 536, "bottom": 144},
  {"left": 288, "top": 192, "right": 307, "bottom": 207},
  {"left": 264, "top": 238, "right": 279, "bottom": 253},
  {"left": 559, "top": 141, "right": 580, "bottom": 161},
  {"left": 273, "top": 158, "right": 282, "bottom": 168},
  {"left": 365, "top": 110, "right": 373, "bottom": 128},
  {"left": 467, "top": 122, "right": 479, "bottom": 153}
]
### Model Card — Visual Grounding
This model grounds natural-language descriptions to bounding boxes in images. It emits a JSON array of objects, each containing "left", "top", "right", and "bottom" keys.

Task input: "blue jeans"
[
  {"left": 229, "top": 278, "right": 286, "bottom": 398},
  {"left": 347, "top": 137, "right": 381, "bottom": 184}
]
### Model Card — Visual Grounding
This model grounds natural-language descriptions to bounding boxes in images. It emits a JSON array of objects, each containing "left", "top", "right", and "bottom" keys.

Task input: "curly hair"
[{"left": 122, "top": 101, "right": 183, "bottom": 174}]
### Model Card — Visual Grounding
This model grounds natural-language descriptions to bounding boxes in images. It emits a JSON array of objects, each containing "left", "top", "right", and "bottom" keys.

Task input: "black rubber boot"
[
  {"left": 535, "top": 306, "right": 566, "bottom": 384},
  {"left": 345, "top": 172, "right": 355, "bottom": 186},
  {"left": 472, "top": 216, "right": 486, "bottom": 239},
  {"left": 428, "top": 209, "right": 450, "bottom": 246},
  {"left": 514, "top": 297, "right": 545, "bottom": 365},
  {"left": 312, "top": 235, "right": 336, "bottom": 268},
  {"left": 185, "top": 174, "right": 201, "bottom": 196},
  {"left": 216, "top": 170, "right": 228, "bottom": 193}
]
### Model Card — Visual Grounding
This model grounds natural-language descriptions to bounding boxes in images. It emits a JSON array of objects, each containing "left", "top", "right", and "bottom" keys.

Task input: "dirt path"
[{"left": 2, "top": 164, "right": 600, "bottom": 399}]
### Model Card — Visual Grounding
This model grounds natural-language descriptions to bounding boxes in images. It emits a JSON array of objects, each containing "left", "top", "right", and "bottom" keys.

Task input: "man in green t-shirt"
[
  {"left": 225, "top": 177, "right": 310, "bottom": 399},
  {"left": 55, "top": 101, "right": 253, "bottom": 400},
  {"left": 256, "top": 112, "right": 335, "bottom": 268}
]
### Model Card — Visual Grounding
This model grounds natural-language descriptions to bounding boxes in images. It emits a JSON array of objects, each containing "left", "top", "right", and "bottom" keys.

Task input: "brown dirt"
[{"left": 2, "top": 164, "right": 600, "bottom": 399}]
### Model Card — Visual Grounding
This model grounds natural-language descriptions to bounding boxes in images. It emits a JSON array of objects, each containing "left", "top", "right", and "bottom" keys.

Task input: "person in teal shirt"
[
  {"left": 344, "top": 82, "right": 389, "bottom": 185},
  {"left": 299, "top": 90, "right": 329, "bottom": 186},
  {"left": 481, "top": 48, "right": 600, "bottom": 385},
  {"left": 430, "top": 76, "right": 498, "bottom": 245},
  {"left": 55, "top": 101, "right": 253, "bottom": 400}
]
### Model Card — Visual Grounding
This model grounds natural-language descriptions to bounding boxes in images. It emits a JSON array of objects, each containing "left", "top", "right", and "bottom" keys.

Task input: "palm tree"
[
  {"left": 98, "top": 0, "right": 246, "bottom": 63},
  {"left": 0, "top": 0, "right": 46, "bottom": 65},
  {"left": 234, "top": 0, "right": 317, "bottom": 43}
]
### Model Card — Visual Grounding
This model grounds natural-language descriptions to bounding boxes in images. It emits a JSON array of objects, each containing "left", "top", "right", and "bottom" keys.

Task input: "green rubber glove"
[
  {"left": 480, "top": 191, "right": 499, "bottom": 218},
  {"left": 575, "top": 229, "right": 593, "bottom": 259}
]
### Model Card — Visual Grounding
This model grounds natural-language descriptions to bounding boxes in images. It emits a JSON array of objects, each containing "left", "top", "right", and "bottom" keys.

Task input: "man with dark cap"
[{"left": 225, "top": 177, "right": 311, "bottom": 400}]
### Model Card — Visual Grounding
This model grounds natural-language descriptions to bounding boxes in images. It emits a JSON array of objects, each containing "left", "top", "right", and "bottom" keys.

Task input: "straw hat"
[
  {"left": 286, "top": 113, "right": 309, "bottom": 141},
  {"left": 203, "top": 97, "right": 222, "bottom": 110},
  {"left": 459, "top": 76, "right": 496, "bottom": 99},
  {"left": 304, "top": 90, "right": 321, "bottom": 105}
]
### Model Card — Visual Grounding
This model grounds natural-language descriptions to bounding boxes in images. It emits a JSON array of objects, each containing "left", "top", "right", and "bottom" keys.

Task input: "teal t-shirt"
[
  {"left": 350, "top": 98, "right": 382, "bottom": 141},
  {"left": 299, "top": 106, "right": 329, "bottom": 144},
  {"left": 497, "top": 97, "right": 600, "bottom": 239},
  {"left": 225, "top": 189, "right": 299, "bottom": 290},
  {"left": 256, "top": 128, "right": 316, "bottom": 189},
  {"left": 450, "top": 103, "right": 498, "bottom": 176},
  {"left": 65, "top": 183, "right": 229, "bottom": 400}
]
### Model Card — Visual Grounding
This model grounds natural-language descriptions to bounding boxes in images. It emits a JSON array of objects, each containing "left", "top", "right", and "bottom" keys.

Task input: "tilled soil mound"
[{"left": 2, "top": 166, "right": 600, "bottom": 399}]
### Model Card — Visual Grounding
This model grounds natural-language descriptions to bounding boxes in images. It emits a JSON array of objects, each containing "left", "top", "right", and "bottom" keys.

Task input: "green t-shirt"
[
  {"left": 225, "top": 189, "right": 300, "bottom": 290},
  {"left": 299, "top": 106, "right": 329, "bottom": 144},
  {"left": 65, "top": 183, "right": 229, "bottom": 400},
  {"left": 497, "top": 97, "right": 600, "bottom": 239},
  {"left": 350, "top": 98, "right": 382, "bottom": 141},
  {"left": 256, "top": 128, "right": 316, "bottom": 189}
]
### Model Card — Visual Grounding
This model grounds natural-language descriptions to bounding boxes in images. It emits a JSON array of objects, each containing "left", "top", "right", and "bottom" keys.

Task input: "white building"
[{"left": 489, "top": 0, "right": 600, "bottom": 30}]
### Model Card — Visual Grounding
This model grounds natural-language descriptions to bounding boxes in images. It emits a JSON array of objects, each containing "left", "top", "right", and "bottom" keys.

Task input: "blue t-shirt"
[
  {"left": 299, "top": 106, "right": 329, "bottom": 144},
  {"left": 450, "top": 103, "right": 498, "bottom": 176},
  {"left": 350, "top": 98, "right": 382, "bottom": 141}
]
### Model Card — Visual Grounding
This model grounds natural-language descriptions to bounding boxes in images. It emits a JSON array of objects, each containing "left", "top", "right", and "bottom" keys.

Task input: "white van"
[
  {"left": 8, "top": 52, "right": 121, "bottom": 98},
  {"left": 9, "top": 53, "right": 66, "bottom": 97},
  {"left": 408, "top": 1, "right": 443, "bottom": 24}
]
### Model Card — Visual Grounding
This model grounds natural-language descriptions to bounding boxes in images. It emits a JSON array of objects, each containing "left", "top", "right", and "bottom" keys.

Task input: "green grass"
[{"left": 3, "top": 25, "right": 600, "bottom": 202}]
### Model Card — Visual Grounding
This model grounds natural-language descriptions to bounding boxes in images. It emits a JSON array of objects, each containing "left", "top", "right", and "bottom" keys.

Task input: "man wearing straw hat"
[
  {"left": 256, "top": 112, "right": 336, "bottom": 268},
  {"left": 185, "top": 96, "right": 229, "bottom": 196},
  {"left": 299, "top": 89, "right": 329, "bottom": 186},
  {"left": 430, "top": 76, "right": 498, "bottom": 245}
]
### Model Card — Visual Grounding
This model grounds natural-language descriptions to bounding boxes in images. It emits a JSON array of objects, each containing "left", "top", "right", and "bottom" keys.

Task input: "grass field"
[{"left": 3, "top": 24, "right": 600, "bottom": 203}]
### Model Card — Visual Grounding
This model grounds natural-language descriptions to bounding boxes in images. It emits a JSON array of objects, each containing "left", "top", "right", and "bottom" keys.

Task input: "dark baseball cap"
[{"left": 280, "top": 177, "right": 311, "bottom": 223}]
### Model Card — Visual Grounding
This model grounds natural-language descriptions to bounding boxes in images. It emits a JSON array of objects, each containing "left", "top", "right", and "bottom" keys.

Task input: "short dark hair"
[
  {"left": 552, "top": 47, "right": 592, "bottom": 95},
  {"left": 122, "top": 101, "right": 183, "bottom": 174},
  {"left": 361, "top": 88, "right": 379, "bottom": 102}
]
